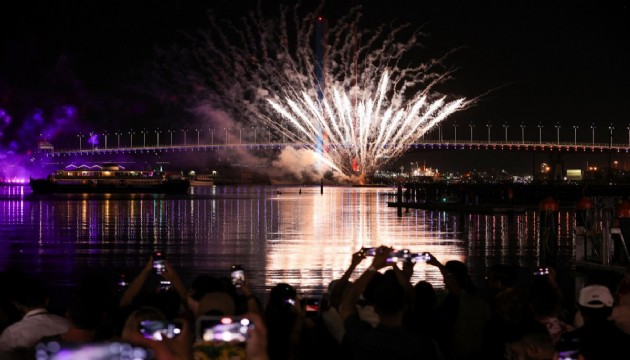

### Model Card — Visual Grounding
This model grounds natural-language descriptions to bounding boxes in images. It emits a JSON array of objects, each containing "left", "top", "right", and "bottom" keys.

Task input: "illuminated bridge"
[{"left": 38, "top": 139, "right": 630, "bottom": 159}]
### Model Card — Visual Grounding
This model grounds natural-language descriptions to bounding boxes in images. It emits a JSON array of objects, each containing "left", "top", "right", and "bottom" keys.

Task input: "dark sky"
[{"left": 1, "top": 0, "right": 630, "bottom": 170}]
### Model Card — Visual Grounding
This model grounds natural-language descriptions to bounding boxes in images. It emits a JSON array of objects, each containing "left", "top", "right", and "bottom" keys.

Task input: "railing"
[{"left": 41, "top": 139, "right": 630, "bottom": 157}]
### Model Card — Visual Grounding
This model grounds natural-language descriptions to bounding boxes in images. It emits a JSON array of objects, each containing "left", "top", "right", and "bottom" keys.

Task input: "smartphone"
[
  {"left": 557, "top": 350, "right": 580, "bottom": 360},
  {"left": 386, "top": 249, "right": 411, "bottom": 263},
  {"left": 360, "top": 247, "right": 377, "bottom": 256},
  {"left": 303, "top": 298, "right": 320, "bottom": 313},
  {"left": 139, "top": 320, "right": 181, "bottom": 341},
  {"left": 557, "top": 335, "right": 580, "bottom": 360},
  {"left": 158, "top": 280, "right": 173, "bottom": 292},
  {"left": 35, "top": 341, "right": 155, "bottom": 360},
  {"left": 533, "top": 267, "right": 550, "bottom": 276},
  {"left": 117, "top": 273, "right": 129, "bottom": 292},
  {"left": 411, "top": 252, "right": 431, "bottom": 262},
  {"left": 231, "top": 265, "right": 245, "bottom": 287},
  {"left": 196, "top": 316, "right": 254, "bottom": 343},
  {"left": 153, "top": 250, "right": 166, "bottom": 275}
]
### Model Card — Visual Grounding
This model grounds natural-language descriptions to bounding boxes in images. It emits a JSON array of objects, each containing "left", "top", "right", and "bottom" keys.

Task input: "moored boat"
[
  {"left": 29, "top": 163, "right": 190, "bottom": 194},
  {"left": 189, "top": 174, "right": 215, "bottom": 186}
]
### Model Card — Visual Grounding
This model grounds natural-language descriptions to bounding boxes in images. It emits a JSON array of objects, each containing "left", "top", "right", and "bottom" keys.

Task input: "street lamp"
[
  {"left": 115, "top": 131, "right": 121, "bottom": 148},
  {"left": 103, "top": 131, "right": 108, "bottom": 149},
  {"left": 573, "top": 125, "right": 579, "bottom": 145},
  {"left": 195, "top": 128, "right": 201, "bottom": 146},
  {"left": 438, "top": 124, "right": 442, "bottom": 142},
  {"left": 591, "top": 123, "right": 596, "bottom": 146},
  {"left": 555, "top": 122, "right": 561, "bottom": 145},
  {"left": 89, "top": 132, "right": 95, "bottom": 149},
  {"left": 503, "top": 123, "right": 508, "bottom": 142},
  {"left": 77, "top": 133, "right": 84, "bottom": 151},
  {"left": 538, "top": 123, "right": 543, "bottom": 144},
  {"left": 453, "top": 123, "right": 458, "bottom": 144},
  {"left": 486, "top": 123, "right": 492, "bottom": 142},
  {"left": 167, "top": 129, "right": 173, "bottom": 146},
  {"left": 520, "top": 123, "right": 525, "bottom": 144},
  {"left": 609, "top": 123, "right": 614, "bottom": 183},
  {"left": 129, "top": 130, "right": 134, "bottom": 147},
  {"left": 253, "top": 127, "right": 257, "bottom": 144},
  {"left": 156, "top": 129, "right": 161, "bottom": 147},
  {"left": 141, "top": 130, "right": 147, "bottom": 147},
  {"left": 209, "top": 128, "right": 214, "bottom": 145},
  {"left": 182, "top": 129, "right": 188, "bottom": 146},
  {"left": 609, "top": 123, "right": 614, "bottom": 146},
  {"left": 469, "top": 123, "right": 474, "bottom": 142},
  {"left": 225, "top": 128, "right": 228, "bottom": 145}
]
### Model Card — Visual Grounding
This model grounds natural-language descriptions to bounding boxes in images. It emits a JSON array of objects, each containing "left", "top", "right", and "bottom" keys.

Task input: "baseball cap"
[{"left": 578, "top": 285, "right": 614, "bottom": 308}]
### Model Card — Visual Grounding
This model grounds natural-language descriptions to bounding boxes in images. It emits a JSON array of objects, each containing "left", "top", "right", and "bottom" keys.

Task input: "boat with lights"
[
  {"left": 29, "top": 163, "right": 190, "bottom": 194},
  {"left": 188, "top": 174, "right": 215, "bottom": 186}
]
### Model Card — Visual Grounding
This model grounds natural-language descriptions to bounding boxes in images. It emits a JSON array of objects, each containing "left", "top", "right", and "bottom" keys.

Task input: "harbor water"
[{"left": 0, "top": 185, "right": 578, "bottom": 310}]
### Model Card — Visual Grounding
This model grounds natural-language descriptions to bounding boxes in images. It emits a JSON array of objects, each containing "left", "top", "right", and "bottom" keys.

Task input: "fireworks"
[{"left": 157, "top": 4, "right": 470, "bottom": 182}]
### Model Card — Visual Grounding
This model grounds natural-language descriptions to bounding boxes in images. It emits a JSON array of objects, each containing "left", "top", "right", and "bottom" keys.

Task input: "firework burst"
[{"left": 155, "top": 3, "right": 471, "bottom": 183}]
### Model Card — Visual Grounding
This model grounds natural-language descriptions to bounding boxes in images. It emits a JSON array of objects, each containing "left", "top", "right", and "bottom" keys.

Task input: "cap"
[{"left": 578, "top": 285, "right": 614, "bottom": 308}]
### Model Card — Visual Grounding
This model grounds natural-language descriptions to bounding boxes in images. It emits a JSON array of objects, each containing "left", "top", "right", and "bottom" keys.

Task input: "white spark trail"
[{"left": 157, "top": 3, "right": 472, "bottom": 183}]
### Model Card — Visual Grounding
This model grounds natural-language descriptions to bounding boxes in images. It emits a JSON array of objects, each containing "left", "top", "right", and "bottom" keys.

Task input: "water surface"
[{"left": 0, "top": 185, "right": 576, "bottom": 307}]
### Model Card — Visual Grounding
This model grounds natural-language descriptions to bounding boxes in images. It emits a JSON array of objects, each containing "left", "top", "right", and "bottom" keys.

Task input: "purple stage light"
[{"left": 87, "top": 134, "right": 99, "bottom": 146}]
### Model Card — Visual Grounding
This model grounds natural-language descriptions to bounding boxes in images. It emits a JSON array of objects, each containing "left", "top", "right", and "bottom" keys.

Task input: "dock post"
[
  {"left": 614, "top": 200, "right": 630, "bottom": 264},
  {"left": 575, "top": 196, "right": 594, "bottom": 262},
  {"left": 397, "top": 184, "right": 403, "bottom": 217},
  {"left": 539, "top": 196, "right": 559, "bottom": 266}
]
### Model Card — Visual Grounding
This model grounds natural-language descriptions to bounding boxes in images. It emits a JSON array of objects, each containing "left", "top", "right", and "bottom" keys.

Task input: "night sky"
[{"left": 1, "top": 0, "right": 630, "bottom": 172}]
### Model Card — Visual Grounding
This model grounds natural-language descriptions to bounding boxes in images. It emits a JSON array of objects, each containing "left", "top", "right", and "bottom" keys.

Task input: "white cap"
[{"left": 578, "top": 285, "right": 614, "bottom": 308}]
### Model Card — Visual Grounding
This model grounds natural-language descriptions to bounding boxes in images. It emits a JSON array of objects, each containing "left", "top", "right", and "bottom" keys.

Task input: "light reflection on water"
[{"left": 0, "top": 185, "right": 575, "bottom": 305}]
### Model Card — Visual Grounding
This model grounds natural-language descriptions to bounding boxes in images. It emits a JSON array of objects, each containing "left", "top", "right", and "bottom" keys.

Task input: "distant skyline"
[{"left": 1, "top": 0, "right": 630, "bottom": 174}]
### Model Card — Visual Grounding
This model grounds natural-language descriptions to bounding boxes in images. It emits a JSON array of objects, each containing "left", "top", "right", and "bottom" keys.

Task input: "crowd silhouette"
[{"left": 1, "top": 246, "right": 629, "bottom": 359}]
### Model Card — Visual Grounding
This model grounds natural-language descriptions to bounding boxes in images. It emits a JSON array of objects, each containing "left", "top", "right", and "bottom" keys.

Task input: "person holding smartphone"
[
  {"left": 121, "top": 306, "right": 192, "bottom": 360},
  {"left": 192, "top": 313, "right": 269, "bottom": 360},
  {"left": 426, "top": 252, "right": 491, "bottom": 360},
  {"left": 264, "top": 283, "right": 309, "bottom": 360},
  {"left": 229, "top": 265, "right": 262, "bottom": 317},
  {"left": 119, "top": 252, "right": 188, "bottom": 321},
  {"left": 340, "top": 246, "right": 444, "bottom": 360}
]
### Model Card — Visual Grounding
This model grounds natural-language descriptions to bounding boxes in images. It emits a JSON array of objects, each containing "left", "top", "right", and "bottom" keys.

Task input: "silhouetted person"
[
  {"left": 427, "top": 255, "right": 491, "bottom": 360},
  {"left": 0, "top": 273, "right": 69, "bottom": 354},
  {"left": 560, "top": 284, "right": 630, "bottom": 360},
  {"left": 481, "top": 263, "right": 530, "bottom": 360},
  {"left": 341, "top": 246, "right": 443, "bottom": 360},
  {"left": 39, "top": 292, "right": 108, "bottom": 345},
  {"left": 405, "top": 280, "right": 438, "bottom": 339},
  {"left": 504, "top": 320, "right": 555, "bottom": 360},
  {"left": 264, "top": 283, "right": 306, "bottom": 360}
]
